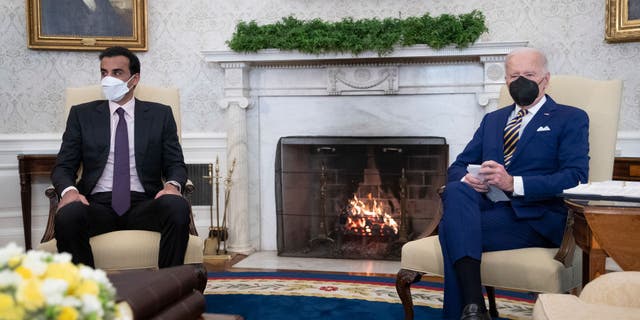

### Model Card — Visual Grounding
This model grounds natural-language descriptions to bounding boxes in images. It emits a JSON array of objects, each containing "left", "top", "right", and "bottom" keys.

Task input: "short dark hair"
[{"left": 99, "top": 46, "right": 140, "bottom": 75}]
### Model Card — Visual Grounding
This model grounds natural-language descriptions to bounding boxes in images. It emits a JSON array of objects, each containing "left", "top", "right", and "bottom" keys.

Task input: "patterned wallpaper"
[{"left": 1, "top": 0, "right": 638, "bottom": 134}]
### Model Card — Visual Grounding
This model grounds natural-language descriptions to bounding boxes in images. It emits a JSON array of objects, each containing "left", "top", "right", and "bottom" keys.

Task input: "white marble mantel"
[{"left": 202, "top": 41, "right": 528, "bottom": 252}]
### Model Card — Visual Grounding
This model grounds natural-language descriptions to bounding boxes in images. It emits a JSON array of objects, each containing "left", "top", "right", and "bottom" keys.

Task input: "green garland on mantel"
[{"left": 226, "top": 10, "right": 488, "bottom": 56}]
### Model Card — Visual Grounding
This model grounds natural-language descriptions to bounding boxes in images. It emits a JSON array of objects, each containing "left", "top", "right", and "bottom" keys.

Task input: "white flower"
[
  {"left": 60, "top": 296, "right": 82, "bottom": 308},
  {"left": 0, "top": 269, "right": 21, "bottom": 287},
  {"left": 41, "top": 278, "right": 69, "bottom": 305},
  {"left": 81, "top": 294, "right": 105, "bottom": 318},
  {"left": 0, "top": 242, "right": 23, "bottom": 266},
  {"left": 52, "top": 251, "right": 73, "bottom": 263},
  {"left": 79, "top": 265, "right": 114, "bottom": 291},
  {"left": 21, "top": 250, "right": 50, "bottom": 276}
]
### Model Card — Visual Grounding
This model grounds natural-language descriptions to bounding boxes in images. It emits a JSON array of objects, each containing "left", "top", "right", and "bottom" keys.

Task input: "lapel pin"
[{"left": 544, "top": 112, "right": 550, "bottom": 116}]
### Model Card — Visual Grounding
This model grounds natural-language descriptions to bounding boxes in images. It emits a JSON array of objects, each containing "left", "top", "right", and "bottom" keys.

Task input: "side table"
[
  {"left": 17, "top": 153, "right": 57, "bottom": 250},
  {"left": 565, "top": 199, "right": 640, "bottom": 286}
]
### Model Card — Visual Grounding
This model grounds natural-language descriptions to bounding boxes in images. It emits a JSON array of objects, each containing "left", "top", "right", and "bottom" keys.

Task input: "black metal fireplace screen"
[{"left": 275, "top": 136, "right": 448, "bottom": 260}]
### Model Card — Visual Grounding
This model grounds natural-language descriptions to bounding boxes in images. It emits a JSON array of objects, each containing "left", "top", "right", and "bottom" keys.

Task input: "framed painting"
[
  {"left": 26, "top": 0, "right": 148, "bottom": 51},
  {"left": 606, "top": 0, "right": 640, "bottom": 42}
]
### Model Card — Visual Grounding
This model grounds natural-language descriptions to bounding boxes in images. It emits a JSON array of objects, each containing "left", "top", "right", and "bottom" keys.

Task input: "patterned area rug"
[{"left": 205, "top": 272, "right": 534, "bottom": 319}]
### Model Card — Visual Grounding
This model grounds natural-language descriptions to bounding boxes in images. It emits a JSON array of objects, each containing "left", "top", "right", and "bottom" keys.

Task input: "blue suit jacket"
[{"left": 447, "top": 95, "right": 589, "bottom": 245}]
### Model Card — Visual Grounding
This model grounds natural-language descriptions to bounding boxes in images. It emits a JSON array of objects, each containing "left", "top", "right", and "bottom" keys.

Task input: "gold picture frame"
[
  {"left": 26, "top": 0, "right": 148, "bottom": 51},
  {"left": 606, "top": 0, "right": 640, "bottom": 43}
]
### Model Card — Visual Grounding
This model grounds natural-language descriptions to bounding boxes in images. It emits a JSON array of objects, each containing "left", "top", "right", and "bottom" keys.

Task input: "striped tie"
[{"left": 503, "top": 108, "right": 528, "bottom": 166}]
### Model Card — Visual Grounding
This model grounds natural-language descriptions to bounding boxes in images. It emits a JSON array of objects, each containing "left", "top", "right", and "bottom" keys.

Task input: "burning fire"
[{"left": 344, "top": 193, "right": 399, "bottom": 236}]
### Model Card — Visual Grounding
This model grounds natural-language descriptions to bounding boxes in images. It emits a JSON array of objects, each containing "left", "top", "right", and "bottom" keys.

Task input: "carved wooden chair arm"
[
  {"left": 184, "top": 179, "right": 195, "bottom": 195},
  {"left": 183, "top": 179, "right": 198, "bottom": 236},
  {"left": 41, "top": 186, "right": 59, "bottom": 243},
  {"left": 553, "top": 210, "right": 576, "bottom": 267}
]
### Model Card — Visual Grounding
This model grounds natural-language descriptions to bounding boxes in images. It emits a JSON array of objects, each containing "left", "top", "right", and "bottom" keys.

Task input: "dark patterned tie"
[
  {"left": 503, "top": 108, "right": 528, "bottom": 166},
  {"left": 112, "top": 108, "right": 130, "bottom": 215}
]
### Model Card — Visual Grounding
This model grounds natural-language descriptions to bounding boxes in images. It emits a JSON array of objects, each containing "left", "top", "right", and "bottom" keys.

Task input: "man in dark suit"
[
  {"left": 439, "top": 48, "right": 589, "bottom": 319},
  {"left": 52, "top": 46, "right": 190, "bottom": 268}
]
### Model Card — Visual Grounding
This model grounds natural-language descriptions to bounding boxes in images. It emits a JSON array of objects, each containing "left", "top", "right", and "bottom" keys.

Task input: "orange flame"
[{"left": 345, "top": 193, "right": 399, "bottom": 236}]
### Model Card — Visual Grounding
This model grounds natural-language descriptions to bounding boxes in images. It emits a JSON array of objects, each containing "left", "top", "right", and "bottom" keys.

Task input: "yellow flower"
[
  {"left": 0, "top": 294, "right": 24, "bottom": 320},
  {"left": 14, "top": 265, "right": 32, "bottom": 279},
  {"left": 15, "top": 278, "right": 44, "bottom": 310},
  {"left": 6, "top": 256, "right": 22, "bottom": 269},
  {"left": 74, "top": 279, "right": 99, "bottom": 296},
  {"left": 45, "top": 262, "right": 80, "bottom": 292},
  {"left": 57, "top": 306, "right": 79, "bottom": 320}
]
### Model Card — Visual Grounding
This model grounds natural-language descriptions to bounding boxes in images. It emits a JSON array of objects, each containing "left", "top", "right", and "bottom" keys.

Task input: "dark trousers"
[
  {"left": 54, "top": 191, "right": 190, "bottom": 268},
  {"left": 438, "top": 181, "right": 555, "bottom": 319}
]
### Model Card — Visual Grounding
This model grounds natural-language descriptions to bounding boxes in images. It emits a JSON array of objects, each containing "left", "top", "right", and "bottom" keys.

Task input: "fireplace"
[
  {"left": 275, "top": 136, "right": 448, "bottom": 260},
  {"left": 203, "top": 41, "right": 526, "bottom": 254}
]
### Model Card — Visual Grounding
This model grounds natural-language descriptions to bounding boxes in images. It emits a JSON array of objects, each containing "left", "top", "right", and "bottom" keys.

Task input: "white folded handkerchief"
[{"left": 536, "top": 126, "right": 551, "bottom": 132}]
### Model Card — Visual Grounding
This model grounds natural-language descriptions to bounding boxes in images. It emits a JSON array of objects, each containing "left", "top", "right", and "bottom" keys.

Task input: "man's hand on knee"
[
  {"left": 57, "top": 189, "right": 89, "bottom": 210},
  {"left": 154, "top": 183, "right": 182, "bottom": 199}
]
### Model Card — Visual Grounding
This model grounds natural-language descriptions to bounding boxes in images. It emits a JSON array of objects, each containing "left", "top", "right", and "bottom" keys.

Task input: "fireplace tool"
[
  {"left": 203, "top": 162, "right": 218, "bottom": 255},
  {"left": 218, "top": 158, "right": 236, "bottom": 254},
  {"left": 308, "top": 162, "right": 335, "bottom": 251}
]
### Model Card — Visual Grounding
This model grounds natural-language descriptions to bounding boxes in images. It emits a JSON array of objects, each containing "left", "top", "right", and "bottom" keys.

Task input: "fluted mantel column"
[{"left": 218, "top": 62, "right": 253, "bottom": 255}]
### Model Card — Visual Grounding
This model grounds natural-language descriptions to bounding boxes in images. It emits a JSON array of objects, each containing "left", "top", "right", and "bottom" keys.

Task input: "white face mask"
[{"left": 101, "top": 75, "right": 134, "bottom": 102}]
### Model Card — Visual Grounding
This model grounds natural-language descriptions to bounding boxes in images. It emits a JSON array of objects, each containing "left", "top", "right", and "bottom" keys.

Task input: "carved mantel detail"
[{"left": 327, "top": 66, "right": 399, "bottom": 95}]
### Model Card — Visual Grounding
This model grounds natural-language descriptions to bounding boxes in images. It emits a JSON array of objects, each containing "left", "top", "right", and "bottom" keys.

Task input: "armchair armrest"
[
  {"left": 41, "top": 186, "right": 59, "bottom": 243},
  {"left": 184, "top": 179, "right": 195, "bottom": 195},
  {"left": 553, "top": 210, "right": 576, "bottom": 267}
]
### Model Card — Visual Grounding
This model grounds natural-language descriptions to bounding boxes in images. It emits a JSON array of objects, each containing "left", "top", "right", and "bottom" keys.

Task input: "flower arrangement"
[{"left": 0, "top": 243, "right": 120, "bottom": 320}]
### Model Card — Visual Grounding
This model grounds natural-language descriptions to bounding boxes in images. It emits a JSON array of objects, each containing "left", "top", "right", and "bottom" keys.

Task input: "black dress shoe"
[{"left": 460, "top": 303, "right": 491, "bottom": 320}]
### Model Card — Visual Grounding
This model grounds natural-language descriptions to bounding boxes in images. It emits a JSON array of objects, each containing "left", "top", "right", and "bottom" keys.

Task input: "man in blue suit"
[{"left": 439, "top": 47, "right": 589, "bottom": 319}]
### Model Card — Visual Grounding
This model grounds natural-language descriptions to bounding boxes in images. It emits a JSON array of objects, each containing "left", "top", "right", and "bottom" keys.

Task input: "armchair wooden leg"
[
  {"left": 485, "top": 286, "right": 499, "bottom": 318},
  {"left": 395, "top": 268, "right": 424, "bottom": 320}
]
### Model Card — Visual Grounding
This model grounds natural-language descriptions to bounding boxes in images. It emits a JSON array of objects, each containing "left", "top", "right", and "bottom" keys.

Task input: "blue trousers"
[{"left": 438, "top": 181, "right": 555, "bottom": 319}]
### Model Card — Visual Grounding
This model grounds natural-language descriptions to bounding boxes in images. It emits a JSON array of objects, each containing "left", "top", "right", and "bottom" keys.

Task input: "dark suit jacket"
[
  {"left": 52, "top": 99, "right": 187, "bottom": 198},
  {"left": 447, "top": 95, "right": 590, "bottom": 245}
]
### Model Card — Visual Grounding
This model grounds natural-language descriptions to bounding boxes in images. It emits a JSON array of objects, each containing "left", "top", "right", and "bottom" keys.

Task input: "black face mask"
[{"left": 508, "top": 76, "right": 540, "bottom": 107}]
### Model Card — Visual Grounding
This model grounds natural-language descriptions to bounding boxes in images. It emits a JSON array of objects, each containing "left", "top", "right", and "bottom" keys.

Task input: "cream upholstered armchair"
[
  {"left": 37, "top": 85, "right": 204, "bottom": 271},
  {"left": 396, "top": 75, "right": 623, "bottom": 319}
]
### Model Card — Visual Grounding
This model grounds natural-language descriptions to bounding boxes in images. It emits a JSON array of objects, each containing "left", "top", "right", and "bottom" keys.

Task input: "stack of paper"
[{"left": 563, "top": 180, "right": 640, "bottom": 198}]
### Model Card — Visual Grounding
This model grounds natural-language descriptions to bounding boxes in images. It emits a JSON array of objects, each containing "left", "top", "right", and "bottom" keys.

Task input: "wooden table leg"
[
  {"left": 18, "top": 164, "right": 32, "bottom": 250},
  {"left": 582, "top": 247, "right": 607, "bottom": 287}
]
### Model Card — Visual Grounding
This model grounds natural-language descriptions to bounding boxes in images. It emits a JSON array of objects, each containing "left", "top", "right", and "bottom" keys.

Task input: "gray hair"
[{"left": 506, "top": 47, "right": 549, "bottom": 73}]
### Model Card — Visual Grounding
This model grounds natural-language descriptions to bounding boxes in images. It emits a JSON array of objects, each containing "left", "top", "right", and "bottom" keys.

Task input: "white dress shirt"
[{"left": 91, "top": 99, "right": 145, "bottom": 194}]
